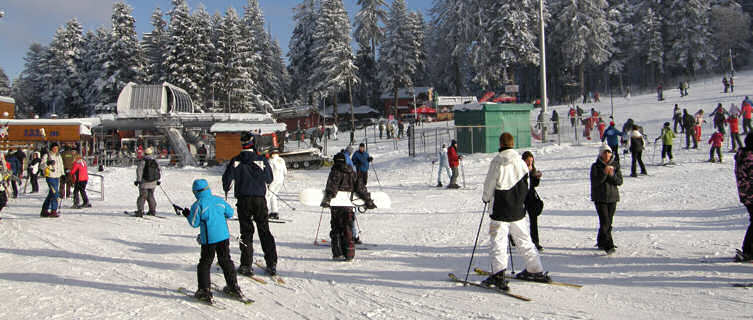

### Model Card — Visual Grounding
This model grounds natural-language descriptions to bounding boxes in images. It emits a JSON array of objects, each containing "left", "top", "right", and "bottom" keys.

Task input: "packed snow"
[{"left": 2, "top": 73, "right": 753, "bottom": 319}]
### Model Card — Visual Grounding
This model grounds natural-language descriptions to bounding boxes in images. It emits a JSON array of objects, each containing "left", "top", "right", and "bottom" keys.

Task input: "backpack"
[{"left": 142, "top": 158, "right": 160, "bottom": 182}]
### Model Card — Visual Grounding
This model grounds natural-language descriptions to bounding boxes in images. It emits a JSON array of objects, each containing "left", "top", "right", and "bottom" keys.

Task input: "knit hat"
[
  {"left": 145, "top": 147, "right": 153, "bottom": 155},
  {"left": 609, "top": 121, "right": 615, "bottom": 126},
  {"left": 241, "top": 132, "right": 255, "bottom": 149},
  {"left": 664, "top": 122, "right": 670, "bottom": 127},
  {"left": 599, "top": 144, "right": 612, "bottom": 154}
]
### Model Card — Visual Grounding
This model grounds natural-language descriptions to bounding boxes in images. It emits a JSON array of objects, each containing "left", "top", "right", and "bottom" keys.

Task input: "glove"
[
  {"left": 432, "top": 160, "right": 436, "bottom": 164},
  {"left": 182, "top": 208, "right": 190, "bottom": 217},
  {"left": 47, "top": 160, "right": 55, "bottom": 166},
  {"left": 365, "top": 199, "right": 377, "bottom": 209},
  {"left": 368, "top": 157, "right": 373, "bottom": 162},
  {"left": 134, "top": 181, "right": 140, "bottom": 187},
  {"left": 172, "top": 204, "right": 183, "bottom": 216},
  {"left": 320, "top": 199, "right": 330, "bottom": 208},
  {"left": 483, "top": 199, "right": 490, "bottom": 204},
  {"left": 458, "top": 155, "right": 463, "bottom": 160},
  {"left": 156, "top": 181, "right": 161, "bottom": 186}
]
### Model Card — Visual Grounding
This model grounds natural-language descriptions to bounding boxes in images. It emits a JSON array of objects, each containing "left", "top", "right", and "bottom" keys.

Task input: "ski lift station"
[{"left": 453, "top": 102, "right": 533, "bottom": 153}]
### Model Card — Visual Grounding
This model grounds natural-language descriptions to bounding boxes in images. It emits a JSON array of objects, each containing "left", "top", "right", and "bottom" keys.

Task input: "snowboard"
[{"left": 299, "top": 188, "right": 391, "bottom": 209}]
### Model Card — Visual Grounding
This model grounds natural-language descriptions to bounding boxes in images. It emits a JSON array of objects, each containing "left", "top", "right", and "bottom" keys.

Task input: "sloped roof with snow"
[
  {"left": 322, "top": 104, "right": 380, "bottom": 116},
  {"left": 0, "top": 96, "right": 15, "bottom": 104},
  {"left": 379, "top": 87, "right": 433, "bottom": 100},
  {"left": 209, "top": 122, "right": 287, "bottom": 134},
  {"left": 437, "top": 96, "right": 478, "bottom": 106}
]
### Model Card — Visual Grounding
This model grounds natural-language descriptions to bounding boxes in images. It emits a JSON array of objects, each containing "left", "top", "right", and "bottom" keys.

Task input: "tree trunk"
[
  {"left": 348, "top": 79, "right": 355, "bottom": 145},
  {"left": 393, "top": 82, "right": 399, "bottom": 120},
  {"left": 579, "top": 64, "right": 585, "bottom": 98},
  {"left": 453, "top": 58, "right": 462, "bottom": 96}
]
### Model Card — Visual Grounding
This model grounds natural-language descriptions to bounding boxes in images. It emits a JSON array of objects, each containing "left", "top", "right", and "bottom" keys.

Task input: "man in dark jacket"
[
  {"left": 351, "top": 143, "right": 372, "bottom": 186},
  {"left": 222, "top": 132, "right": 277, "bottom": 276},
  {"left": 321, "top": 152, "right": 375, "bottom": 261},
  {"left": 480, "top": 133, "right": 550, "bottom": 291},
  {"left": 683, "top": 109, "right": 698, "bottom": 149},
  {"left": 550, "top": 110, "right": 559, "bottom": 134},
  {"left": 590, "top": 144, "right": 623, "bottom": 254}
]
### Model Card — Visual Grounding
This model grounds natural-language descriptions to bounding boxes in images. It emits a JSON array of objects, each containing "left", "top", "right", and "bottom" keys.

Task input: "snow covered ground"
[{"left": 1, "top": 72, "right": 753, "bottom": 319}]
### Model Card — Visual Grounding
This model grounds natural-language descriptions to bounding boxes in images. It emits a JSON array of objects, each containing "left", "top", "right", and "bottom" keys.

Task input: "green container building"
[{"left": 453, "top": 103, "right": 533, "bottom": 154}]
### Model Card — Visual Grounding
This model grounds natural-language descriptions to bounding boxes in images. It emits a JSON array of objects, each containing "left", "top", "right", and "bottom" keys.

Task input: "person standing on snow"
[
  {"left": 180, "top": 178, "right": 246, "bottom": 303},
  {"left": 222, "top": 133, "right": 277, "bottom": 276},
  {"left": 602, "top": 121, "right": 623, "bottom": 162},
  {"left": 627, "top": 125, "right": 647, "bottom": 177},
  {"left": 351, "top": 143, "right": 372, "bottom": 187},
  {"left": 481, "top": 133, "right": 551, "bottom": 290},
  {"left": 673, "top": 104, "right": 683, "bottom": 134},
  {"left": 70, "top": 155, "right": 91, "bottom": 209},
  {"left": 654, "top": 122, "right": 676, "bottom": 165},
  {"left": 522, "top": 151, "right": 544, "bottom": 251},
  {"left": 27, "top": 151, "right": 41, "bottom": 193},
  {"left": 710, "top": 103, "right": 728, "bottom": 135},
  {"left": 135, "top": 147, "right": 160, "bottom": 217},
  {"left": 265, "top": 148, "right": 287, "bottom": 220},
  {"left": 708, "top": 130, "right": 724, "bottom": 163},
  {"left": 742, "top": 97, "right": 753, "bottom": 134},
  {"left": 683, "top": 109, "right": 698, "bottom": 149},
  {"left": 447, "top": 140, "right": 462, "bottom": 189},
  {"left": 320, "top": 152, "right": 376, "bottom": 261},
  {"left": 728, "top": 113, "right": 744, "bottom": 152},
  {"left": 40, "top": 143, "right": 64, "bottom": 218},
  {"left": 0, "top": 154, "right": 10, "bottom": 220},
  {"left": 734, "top": 133, "right": 753, "bottom": 262},
  {"left": 435, "top": 144, "right": 451, "bottom": 187},
  {"left": 591, "top": 144, "right": 623, "bottom": 254},
  {"left": 551, "top": 110, "right": 559, "bottom": 134}
]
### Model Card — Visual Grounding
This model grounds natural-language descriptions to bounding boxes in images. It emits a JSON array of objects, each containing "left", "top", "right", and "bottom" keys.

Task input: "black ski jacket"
[
  {"left": 324, "top": 161, "right": 370, "bottom": 204},
  {"left": 590, "top": 156, "right": 623, "bottom": 203},
  {"left": 222, "top": 149, "right": 273, "bottom": 198}
]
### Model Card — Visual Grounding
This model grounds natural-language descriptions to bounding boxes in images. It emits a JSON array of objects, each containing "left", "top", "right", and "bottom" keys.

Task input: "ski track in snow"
[{"left": 2, "top": 73, "right": 753, "bottom": 319}]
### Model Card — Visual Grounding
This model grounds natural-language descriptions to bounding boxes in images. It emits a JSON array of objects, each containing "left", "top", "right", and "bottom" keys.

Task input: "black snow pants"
[
  {"left": 197, "top": 239, "right": 238, "bottom": 290},
  {"left": 743, "top": 205, "right": 753, "bottom": 256},
  {"left": 330, "top": 206, "right": 355, "bottom": 260},
  {"left": 661, "top": 145, "right": 673, "bottom": 161},
  {"left": 236, "top": 196, "right": 278, "bottom": 269},
  {"left": 631, "top": 150, "right": 646, "bottom": 175},
  {"left": 595, "top": 202, "right": 617, "bottom": 251}
]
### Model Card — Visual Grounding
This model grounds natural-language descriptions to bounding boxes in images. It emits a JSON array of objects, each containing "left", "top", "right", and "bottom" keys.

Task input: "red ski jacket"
[
  {"left": 709, "top": 132, "right": 724, "bottom": 148},
  {"left": 447, "top": 146, "right": 459, "bottom": 168}
]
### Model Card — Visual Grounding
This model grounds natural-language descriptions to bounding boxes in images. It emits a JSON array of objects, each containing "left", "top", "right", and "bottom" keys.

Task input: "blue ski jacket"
[
  {"left": 602, "top": 126, "right": 623, "bottom": 147},
  {"left": 187, "top": 179, "right": 234, "bottom": 245},
  {"left": 351, "top": 150, "right": 371, "bottom": 172}
]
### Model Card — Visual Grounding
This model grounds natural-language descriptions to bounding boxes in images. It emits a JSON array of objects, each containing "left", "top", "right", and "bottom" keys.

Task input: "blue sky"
[{"left": 0, "top": 0, "right": 432, "bottom": 82}]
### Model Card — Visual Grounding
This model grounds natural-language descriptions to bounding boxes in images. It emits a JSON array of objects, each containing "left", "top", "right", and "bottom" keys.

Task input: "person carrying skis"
[
  {"left": 179, "top": 178, "right": 245, "bottom": 303},
  {"left": 447, "top": 140, "right": 462, "bottom": 189},
  {"left": 135, "top": 147, "right": 160, "bottom": 217},
  {"left": 481, "top": 133, "right": 551, "bottom": 290},
  {"left": 522, "top": 151, "right": 544, "bottom": 251},
  {"left": 435, "top": 144, "right": 451, "bottom": 187},
  {"left": 728, "top": 112, "right": 743, "bottom": 152},
  {"left": 40, "top": 143, "right": 63, "bottom": 218},
  {"left": 683, "top": 109, "right": 698, "bottom": 149},
  {"left": 602, "top": 121, "right": 623, "bottom": 162},
  {"left": 351, "top": 143, "right": 372, "bottom": 187},
  {"left": 655, "top": 122, "right": 676, "bottom": 165},
  {"left": 742, "top": 97, "right": 753, "bottom": 134},
  {"left": 591, "top": 144, "right": 623, "bottom": 254},
  {"left": 734, "top": 133, "right": 753, "bottom": 262},
  {"left": 222, "top": 132, "right": 277, "bottom": 276},
  {"left": 627, "top": 125, "right": 647, "bottom": 177},
  {"left": 320, "top": 152, "right": 376, "bottom": 261},
  {"left": 265, "top": 148, "right": 287, "bottom": 220},
  {"left": 708, "top": 129, "right": 724, "bottom": 163},
  {"left": 70, "top": 155, "right": 91, "bottom": 209},
  {"left": 673, "top": 104, "right": 683, "bottom": 134}
]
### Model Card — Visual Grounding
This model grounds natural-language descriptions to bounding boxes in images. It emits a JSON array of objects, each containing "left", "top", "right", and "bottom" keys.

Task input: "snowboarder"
[
  {"left": 673, "top": 104, "right": 683, "bottom": 134},
  {"left": 222, "top": 132, "right": 277, "bottom": 276},
  {"left": 320, "top": 152, "right": 376, "bottom": 261},
  {"left": 265, "top": 148, "right": 287, "bottom": 220},
  {"left": 180, "top": 178, "right": 245, "bottom": 303},
  {"left": 683, "top": 109, "right": 697, "bottom": 149},
  {"left": 627, "top": 125, "right": 647, "bottom": 177},
  {"left": 135, "top": 147, "right": 160, "bottom": 217},
  {"left": 728, "top": 114, "right": 743, "bottom": 152},
  {"left": 591, "top": 144, "right": 623, "bottom": 254},
  {"left": 40, "top": 143, "right": 64, "bottom": 217},
  {"left": 481, "top": 133, "right": 550, "bottom": 290},
  {"left": 447, "top": 140, "right": 462, "bottom": 189},
  {"left": 654, "top": 122, "right": 676, "bottom": 165},
  {"left": 27, "top": 151, "right": 40, "bottom": 193},
  {"left": 435, "top": 144, "right": 451, "bottom": 187},
  {"left": 602, "top": 121, "right": 623, "bottom": 162},
  {"left": 708, "top": 130, "right": 724, "bottom": 163},
  {"left": 351, "top": 143, "right": 372, "bottom": 187},
  {"left": 734, "top": 133, "right": 753, "bottom": 262},
  {"left": 70, "top": 155, "right": 90, "bottom": 209},
  {"left": 522, "top": 151, "right": 544, "bottom": 251}
]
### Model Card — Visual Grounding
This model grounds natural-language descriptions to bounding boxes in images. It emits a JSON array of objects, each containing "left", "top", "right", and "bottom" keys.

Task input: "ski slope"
[{"left": 1, "top": 72, "right": 752, "bottom": 319}]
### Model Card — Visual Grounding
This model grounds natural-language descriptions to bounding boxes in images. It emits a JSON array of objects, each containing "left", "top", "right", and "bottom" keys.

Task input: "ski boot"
[
  {"left": 353, "top": 237, "right": 363, "bottom": 245},
  {"left": 735, "top": 250, "right": 753, "bottom": 262},
  {"left": 269, "top": 212, "right": 279, "bottom": 220},
  {"left": 436, "top": 182, "right": 443, "bottom": 187},
  {"left": 40, "top": 209, "right": 50, "bottom": 218},
  {"left": 83, "top": 203, "right": 92, "bottom": 208},
  {"left": 134, "top": 211, "right": 144, "bottom": 218},
  {"left": 194, "top": 288, "right": 213, "bottom": 303},
  {"left": 266, "top": 264, "right": 277, "bottom": 276},
  {"left": 515, "top": 269, "right": 552, "bottom": 283},
  {"left": 332, "top": 255, "right": 345, "bottom": 261},
  {"left": 222, "top": 284, "right": 245, "bottom": 299},
  {"left": 237, "top": 265, "right": 254, "bottom": 277},
  {"left": 48, "top": 210, "right": 60, "bottom": 218},
  {"left": 481, "top": 270, "right": 509, "bottom": 291},
  {"left": 146, "top": 211, "right": 156, "bottom": 216}
]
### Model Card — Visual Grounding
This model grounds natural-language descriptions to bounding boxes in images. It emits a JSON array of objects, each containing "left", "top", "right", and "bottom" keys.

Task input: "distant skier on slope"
[
  {"left": 627, "top": 125, "right": 647, "bottom": 177},
  {"left": 683, "top": 109, "right": 698, "bottom": 149},
  {"left": 654, "top": 122, "right": 676, "bottom": 165},
  {"left": 602, "top": 121, "right": 623, "bottom": 162},
  {"left": 708, "top": 130, "right": 724, "bottom": 163},
  {"left": 447, "top": 140, "right": 462, "bottom": 189},
  {"left": 481, "top": 133, "right": 551, "bottom": 291},
  {"left": 734, "top": 133, "right": 753, "bottom": 262}
]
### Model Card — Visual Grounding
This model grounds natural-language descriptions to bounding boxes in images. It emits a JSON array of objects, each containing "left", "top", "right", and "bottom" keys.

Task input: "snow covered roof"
[
  {"left": 379, "top": 87, "right": 433, "bottom": 100},
  {"left": 169, "top": 113, "right": 273, "bottom": 122},
  {"left": 0, "top": 96, "right": 14, "bottom": 104},
  {"left": 437, "top": 96, "right": 478, "bottom": 106},
  {"left": 274, "top": 105, "right": 319, "bottom": 119},
  {"left": 453, "top": 103, "right": 487, "bottom": 112},
  {"left": 453, "top": 102, "right": 533, "bottom": 112},
  {"left": 210, "top": 122, "right": 287, "bottom": 134},
  {"left": 322, "top": 104, "right": 380, "bottom": 116}
]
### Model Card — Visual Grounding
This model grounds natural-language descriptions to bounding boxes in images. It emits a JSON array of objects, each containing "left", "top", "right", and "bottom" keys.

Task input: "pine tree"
[
  {"left": 379, "top": 0, "right": 417, "bottom": 117},
  {"left": 0, "top": 67, "right": 10, "bottom": 96},
  {"left": 192, "top": 5, "right": 214, "bottom": 110},
  {"left": 220, "top": 7, "right": 256, "bottom": 113},
  {"left": 206, "top": 12, "right": 225, "bottom": 112},
  {"left": 427, "top": 0, "right": 475, "bottom": 95},
  {"left": 310, "top": 0, "right": 358, "bottom": 124},
  {"left": 666, "top": 0, "right": 715, "bottom": 77},
  {"left": 78, "top": 29, "right": 108, "bottom": 114},
  {"left": 12, "top": 43, "right": 47, "bottom": 116},
  {"left": 638, "top": 7, "right": 664, "bottom": 84},
  {"left": 606, "top": 0, "right": 637, "bottom": 93},
  {"left": 143, "top": 8, "right": 168, "bottom": 84},
  {"left": 353, "top": 0, "right": 386, "bottom": 107},
  {"left": 44, "top": 19, "right": 85, "bottom": 115},
  {"left": 288, "top": 0, "right": 318, "bottom": 104},
  {"left": 409, "top": 11, "right": 428, "bottom": 87},
  {"left": 165, "top": 0, "right": 202, "bottom": 109},
  {"left": 242, "top": 0, "right": 275, "bottom": 111},
  {"left": 101, "top": 1, "right": 144, "bottom": 113}
]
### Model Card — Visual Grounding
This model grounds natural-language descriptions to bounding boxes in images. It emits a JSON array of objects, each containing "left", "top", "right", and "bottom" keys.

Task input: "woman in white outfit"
[{"left": 266, "top": 148, "right": 287, "bottom": 220}]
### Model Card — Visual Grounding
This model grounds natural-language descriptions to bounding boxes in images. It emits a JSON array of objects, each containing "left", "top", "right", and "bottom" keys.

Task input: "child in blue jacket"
[{"left": 180, "top": 179, "right": 245, "bottom": 303}]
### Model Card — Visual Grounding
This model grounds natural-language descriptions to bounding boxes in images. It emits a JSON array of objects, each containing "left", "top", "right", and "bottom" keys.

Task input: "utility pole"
[{"left": 539, "top": 0, "right": 548, "bottom": 142}]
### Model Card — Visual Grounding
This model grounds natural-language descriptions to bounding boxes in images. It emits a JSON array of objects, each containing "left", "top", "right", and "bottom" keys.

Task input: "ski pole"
[
  {"left": 430, "top": 161, "right": 435, "bottom": 185},
  {"left": 158, "top": 184, "right": 178, "bottom": 207},
  {"left": 267, "top": 189, "right": 296, "bottom": 211},
  {"left": 464, "top": 202, "right": 488, "bottom": 285},
  {"left": 370, "top": 162, "right": 383, "bottom": 189},
  {"left": 314, "top": 207, "right": 325, "bottom": 245},
  {"left": 508, "top": 240, "right": 515, "bottom": 274},
  {"left": 460, "top": 159, "right": 466, "bottom": 189}
]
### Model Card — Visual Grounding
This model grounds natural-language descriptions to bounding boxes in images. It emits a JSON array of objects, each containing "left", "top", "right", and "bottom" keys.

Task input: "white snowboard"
[{"left": 299, "top": 188, "right": 391, "bottom": 209}]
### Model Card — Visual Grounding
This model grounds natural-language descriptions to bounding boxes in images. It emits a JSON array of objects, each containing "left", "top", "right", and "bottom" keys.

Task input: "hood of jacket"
[
  {"left": 192, "top": 179, "right": 211, "bottom": 200},
  {"left": 491, "top": 149, "right": 528, "bottom": 191}
]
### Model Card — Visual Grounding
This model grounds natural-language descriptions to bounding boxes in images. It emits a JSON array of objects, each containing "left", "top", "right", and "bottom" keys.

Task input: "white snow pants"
[
  {"left": 489, "top": 218, "right": 544, "bottom": 274},
  {"left": 265, "top": 183, "right": 283, "bottom": 213},
  {"left": 438, "top": 166, "right": 451, "bottom": 184}
]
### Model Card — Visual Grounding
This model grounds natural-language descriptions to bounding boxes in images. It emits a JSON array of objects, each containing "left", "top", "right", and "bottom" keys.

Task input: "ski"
[
  {"left": 473, "top": 268, "right": 582, "bottom": 288},
  {"left": 123, "top": 211, "right": 166, "bottom": 219},
  {"left": 732, "top": 283, "right": 753, "bottom": 288},
  {"left": 314, "top": 240, "right": 375, "bottom": 250},
  {"left": 253, "top": 261, "right": 285, "bottom": 285},
  {"left": 268, "top": 218, "right": 292, "bottom": 224},
  {"left": 236, "top": 271, "right": 268, "bottom": 285},
  {"left": 210, "top": 283, "right": 254, "bottom": 304},
  {"left": 176, "top": 287, "right": 223, "bottom": 309},
  {"left": 447, "top": 273, "right": 531, "bottom": 302}
]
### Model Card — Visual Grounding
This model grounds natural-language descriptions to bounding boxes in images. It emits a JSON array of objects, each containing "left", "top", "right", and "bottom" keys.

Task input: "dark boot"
[
  {"left": 480, "top": 270, "right": 509, "bottom": 291},
  {"left": 222, "top": 284, "right": 244, "bottom": 298},
  {"left": 237, "top": 265, "right": 254, "bottom": 276},
  {"left": 40, "top": 209, "right": 49, "bottom": 217},
  {"left": 194, "top": 288, "right": 213, "bottom": 303},
  {"left": 48, "top": 210, "right": 59, "bottom": 218},
  {"left": 269, "top": 212, "right": 279, "bottom": 220},
  {"left": 266, "top": 263, "right": 277, "bottom": 276},
  {"left": 515, "top": 269, "right": 552, "bottom": 283}
]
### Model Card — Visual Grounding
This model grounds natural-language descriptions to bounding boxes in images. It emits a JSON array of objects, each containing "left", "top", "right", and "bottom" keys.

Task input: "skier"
[
  {"left": 447, "top": 140, "right": 462, "bottom": 189},
  {"left": 601, "top": 121, "right": 623, "bottom": 162},
  {"left": 222, "top": 132, "right": 277, "bottom": 276},
  {"left": 729, "top": 103, "right": 741, "bottom": 119},
  {"left": 551, "top": 110, "right": 559, "bottom": 134},
  {"left": 591, "top": 144, "right": 623, "bottom": 254},
  {"left": 265, "top": 148, "right": 287, "bottom": 220},
  {"left": 435, "top": 144, "right": 451, "bottom": 187},
  {"left": 742, "top": 97, "right": 753, "bottom": 134},
  {"left": 522, "top": 151, "right": 544, "bottom": 251},
  {"left": 180, "top": 178, "right": 245, "bottom": 303},
  {"left": 723, "top": 77, "right": 730, "bottom": 93},
  {"left": 7, "top": 149, "right": 21, "bottom": 198},
  {"left": 481, "top": 133, "right": 551, "bottom": 290},
  {"left": 70, "top": 155, "right": 91, "bottom": 209},
  {"left": 708, "top": 130, "right": 724, "bottom": 163},
  {"left": 654, "top": 122, "right": 676, "bottom": 165},
  {"left": 27, "top": 151, "right": 40, "bottom": 193},
  {"left": 683, "top": 109, "right": 698, "bottom": 149},
  {"left": 730, "top": 77, "right": 735, "bottom": 93},
  {"left": 673, "top": 104, "right": 683, "bottom": 134},
  {"left": 320, "top": 152, "right": 376, "bottom": 261},
  {"left": 398, "top": 121, "right": 404, "bottom": 138},
  {"left": 597, "top": 118, "right": 606, "bottom": 140},
  {"left": 734, "top": 133, "right": 753, "bottom": 262},
  {"left": 351, "top": 143, "right": 372, "bottom": 187},
  {"left": 135, "top": 147, "right": 160, "bottom": 217},
  {"left": 710, "top": 103, "right": 728, "bottom": 135},
  {"left": 627, "top": 125, "right": 647, "bottom": 177},
  {"left": 40, "top": 143, "right": 64, "bottom": 218},
  {"left": 683, "top": 81, "right": 689, "bottom": 96},
  {"left": 379, "top": 122, "right": 384, "bottom": 139},
  {"left": 728, "top": 114, "right": 743, "bottom": 152}
]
